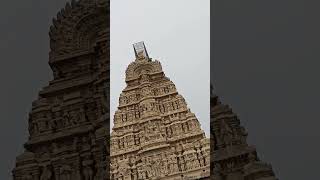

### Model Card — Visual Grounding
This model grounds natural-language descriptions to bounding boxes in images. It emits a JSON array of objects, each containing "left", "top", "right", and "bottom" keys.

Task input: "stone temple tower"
[
  {"left": 110, "top": 42, "right": 210, "bottom": 180},
  {"left": 12, "top": 0, "right": 109, "bottom": 179}
]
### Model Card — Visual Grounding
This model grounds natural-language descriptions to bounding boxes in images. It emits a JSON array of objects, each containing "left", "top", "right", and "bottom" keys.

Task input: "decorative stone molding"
[
  {"left": 13, "top": 1, "right": 109, "bottom": 179},
  {"left": 111, "top": 43, "right": 210, "bottom": 180},
  {"left": 49, "top": 0, "right": 108, "bottom": 62}
]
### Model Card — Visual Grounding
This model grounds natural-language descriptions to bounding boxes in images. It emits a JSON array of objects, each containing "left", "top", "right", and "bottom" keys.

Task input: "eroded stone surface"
[
  {"left": 12, "top": 0, "right": 109, "bottom": 179},
  {"left": 110, "top": 42, "right": 210, "bottom": 180}
]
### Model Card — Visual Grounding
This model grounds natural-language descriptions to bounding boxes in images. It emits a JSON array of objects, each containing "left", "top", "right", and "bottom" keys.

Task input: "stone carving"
[
  {"left": 13, "top": 0, "right": 109, "bottom": 179},
  {"left": 110, "top": 43, "right": 210, "bottom": 179}
]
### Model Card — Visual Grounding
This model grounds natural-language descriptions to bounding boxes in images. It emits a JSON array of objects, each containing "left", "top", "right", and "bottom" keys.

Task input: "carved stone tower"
[
  {"left": 12, "top": 0, "right": 109, "bottom": 179},
  {"left": 211, "top": 86, "right": 277, "bottom": 180},
  {"left": 110, "top": 42, "right": 210, "bottom": 180}
]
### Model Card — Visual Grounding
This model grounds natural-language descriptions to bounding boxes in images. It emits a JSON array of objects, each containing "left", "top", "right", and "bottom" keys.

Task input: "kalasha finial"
[{"left": 133, "top": 41, "right": 150, "bottom": 61}]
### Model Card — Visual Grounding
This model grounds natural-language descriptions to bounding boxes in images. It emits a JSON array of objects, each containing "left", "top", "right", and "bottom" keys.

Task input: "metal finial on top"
[{"left": 133, "top": 41, "right": 150, "bottom": 60}]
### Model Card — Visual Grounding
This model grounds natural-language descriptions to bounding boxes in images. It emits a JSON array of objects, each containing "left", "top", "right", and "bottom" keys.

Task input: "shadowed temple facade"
[
  {"left": 110, "top": 42, "right": 210, "bottom": 180},
  {"left": 12, "top": 0, "right": 109, "bottom": 179},
  {"left": 211, "top": 86, "right": 278, "bottom": 180}
]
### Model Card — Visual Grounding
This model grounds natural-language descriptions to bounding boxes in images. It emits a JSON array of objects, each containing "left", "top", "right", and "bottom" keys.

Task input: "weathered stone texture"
[
  {"left": 110, "top": 42, "right": 210, "bottom": 180},
  {"left": 12, "top": 0, "right": 109, "bottom": 179}
]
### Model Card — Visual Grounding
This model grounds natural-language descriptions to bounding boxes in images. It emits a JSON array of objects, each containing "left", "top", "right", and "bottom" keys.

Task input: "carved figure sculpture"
[{"left": 110, "top": 43, "right": 210, "bottom": 179}]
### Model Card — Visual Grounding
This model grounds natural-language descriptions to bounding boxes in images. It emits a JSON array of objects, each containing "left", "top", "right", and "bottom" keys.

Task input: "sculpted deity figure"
[
  {"left": 127, "top": 111, "right": 133, "bottom": 122},
  {"left": 111, "top": 161, "right": 119, "bottom": 179},
  {"left": 192, "top": 153, "right": 200, "bottom": 169},
  {"left": 187, "top": 120, "right": 194, "bottom": 130},
  {"left": 176, "top": 123, "right": 182, "bottom": 134},
  {"left": 145, "top": 157, "right": 153, "bottom": 178},
  {"left": 123, "top": 159, "right": 133, "bottom": 177},
  {"left": 134, "top": 134, "right": 140, "bottom": 145},
  {"left": 114, "top": 112, "right": 121, "bottom": 125},
  {"left": 198, "top": 152, "right": 205, "bottom": 167},
  {"left": 79, "top": 107, "right": 87, "bottom": 123},
  {"left": 123, "top": 136, "right": 128, "bottom": 147},
  {"left": 127, "top": 135, "right": 134, "bottom": 147},
  {"left": 166, "top": 102, "right": 172, "bottom": 111},
  {"left": 153, "top": 157, "right": 161, "bottom": 176},
  {"left": 159, "top": 125, "right": 166, "bottom": 138},
  {"left": 139, "top": 131, "right": 145, "bottom": 145},
  {"left": 168, "top": 153, "right": 178, "bottom": 174},
  {"left": 137, "top": 161, "right": 146, "bottom": 179},
  {"left": 184, "top": 154, "right": 191, "bottom": 170},
  {"left": 203, "top": 149, "right": 210, "bottom": 166},
  {"left": 179, "top": 155, "right": 186, "bottom": 171},
  {"left": 159, "top": 153, "right": 168, "bottom": 175},
  {"left": 118, "top": 138, "right": 123, "bottom": 149},
  {"left": 172, "top": 155, "right": 179, "bottom": 173},
  {"left": 167, "top": 126, "right": 173, "bottom": 137},
  {"left": 167, "top": 157, "right": 172, "bottom": 174},
  {"left": 40, "top": 165, "right": 52, "bottom": 180}
]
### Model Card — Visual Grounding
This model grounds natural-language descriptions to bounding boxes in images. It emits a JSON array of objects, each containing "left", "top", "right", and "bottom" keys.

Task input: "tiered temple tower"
[
  {"left": 110, "top": 42, "right": 210, "bottom": 180},
  {"left": 210, "top": 86, "right": 277, "bottom": 180},
  {"left": 12, "top": 0, "right": 109, "bottom": 179}
]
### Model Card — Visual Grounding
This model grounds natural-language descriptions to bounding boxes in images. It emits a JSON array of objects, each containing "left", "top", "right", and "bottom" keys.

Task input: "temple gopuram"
[
  {"left": 211, "top": 86, "right": 278, "bottom": 180},
  {"left": 110, "top": 42, "right": 210, "bottom": 180},
  {"left": 12, "top": 0, "right": 109, "bottom": 179}
]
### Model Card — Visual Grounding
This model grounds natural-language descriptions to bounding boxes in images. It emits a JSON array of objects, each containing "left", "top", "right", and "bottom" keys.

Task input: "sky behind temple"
[{"left": 110, "top": 0, "right": 210, "bottom": 136}]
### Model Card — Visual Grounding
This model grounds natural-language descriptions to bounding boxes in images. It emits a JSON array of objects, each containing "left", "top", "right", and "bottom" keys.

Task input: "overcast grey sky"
[{"left": 110, "top": 0, "right": 210, "bottom": 136}]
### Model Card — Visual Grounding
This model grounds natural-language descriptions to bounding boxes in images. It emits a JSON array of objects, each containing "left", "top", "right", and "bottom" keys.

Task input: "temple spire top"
[{"left": 133, "top": 41, "right": 150, "bottom": 61}]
